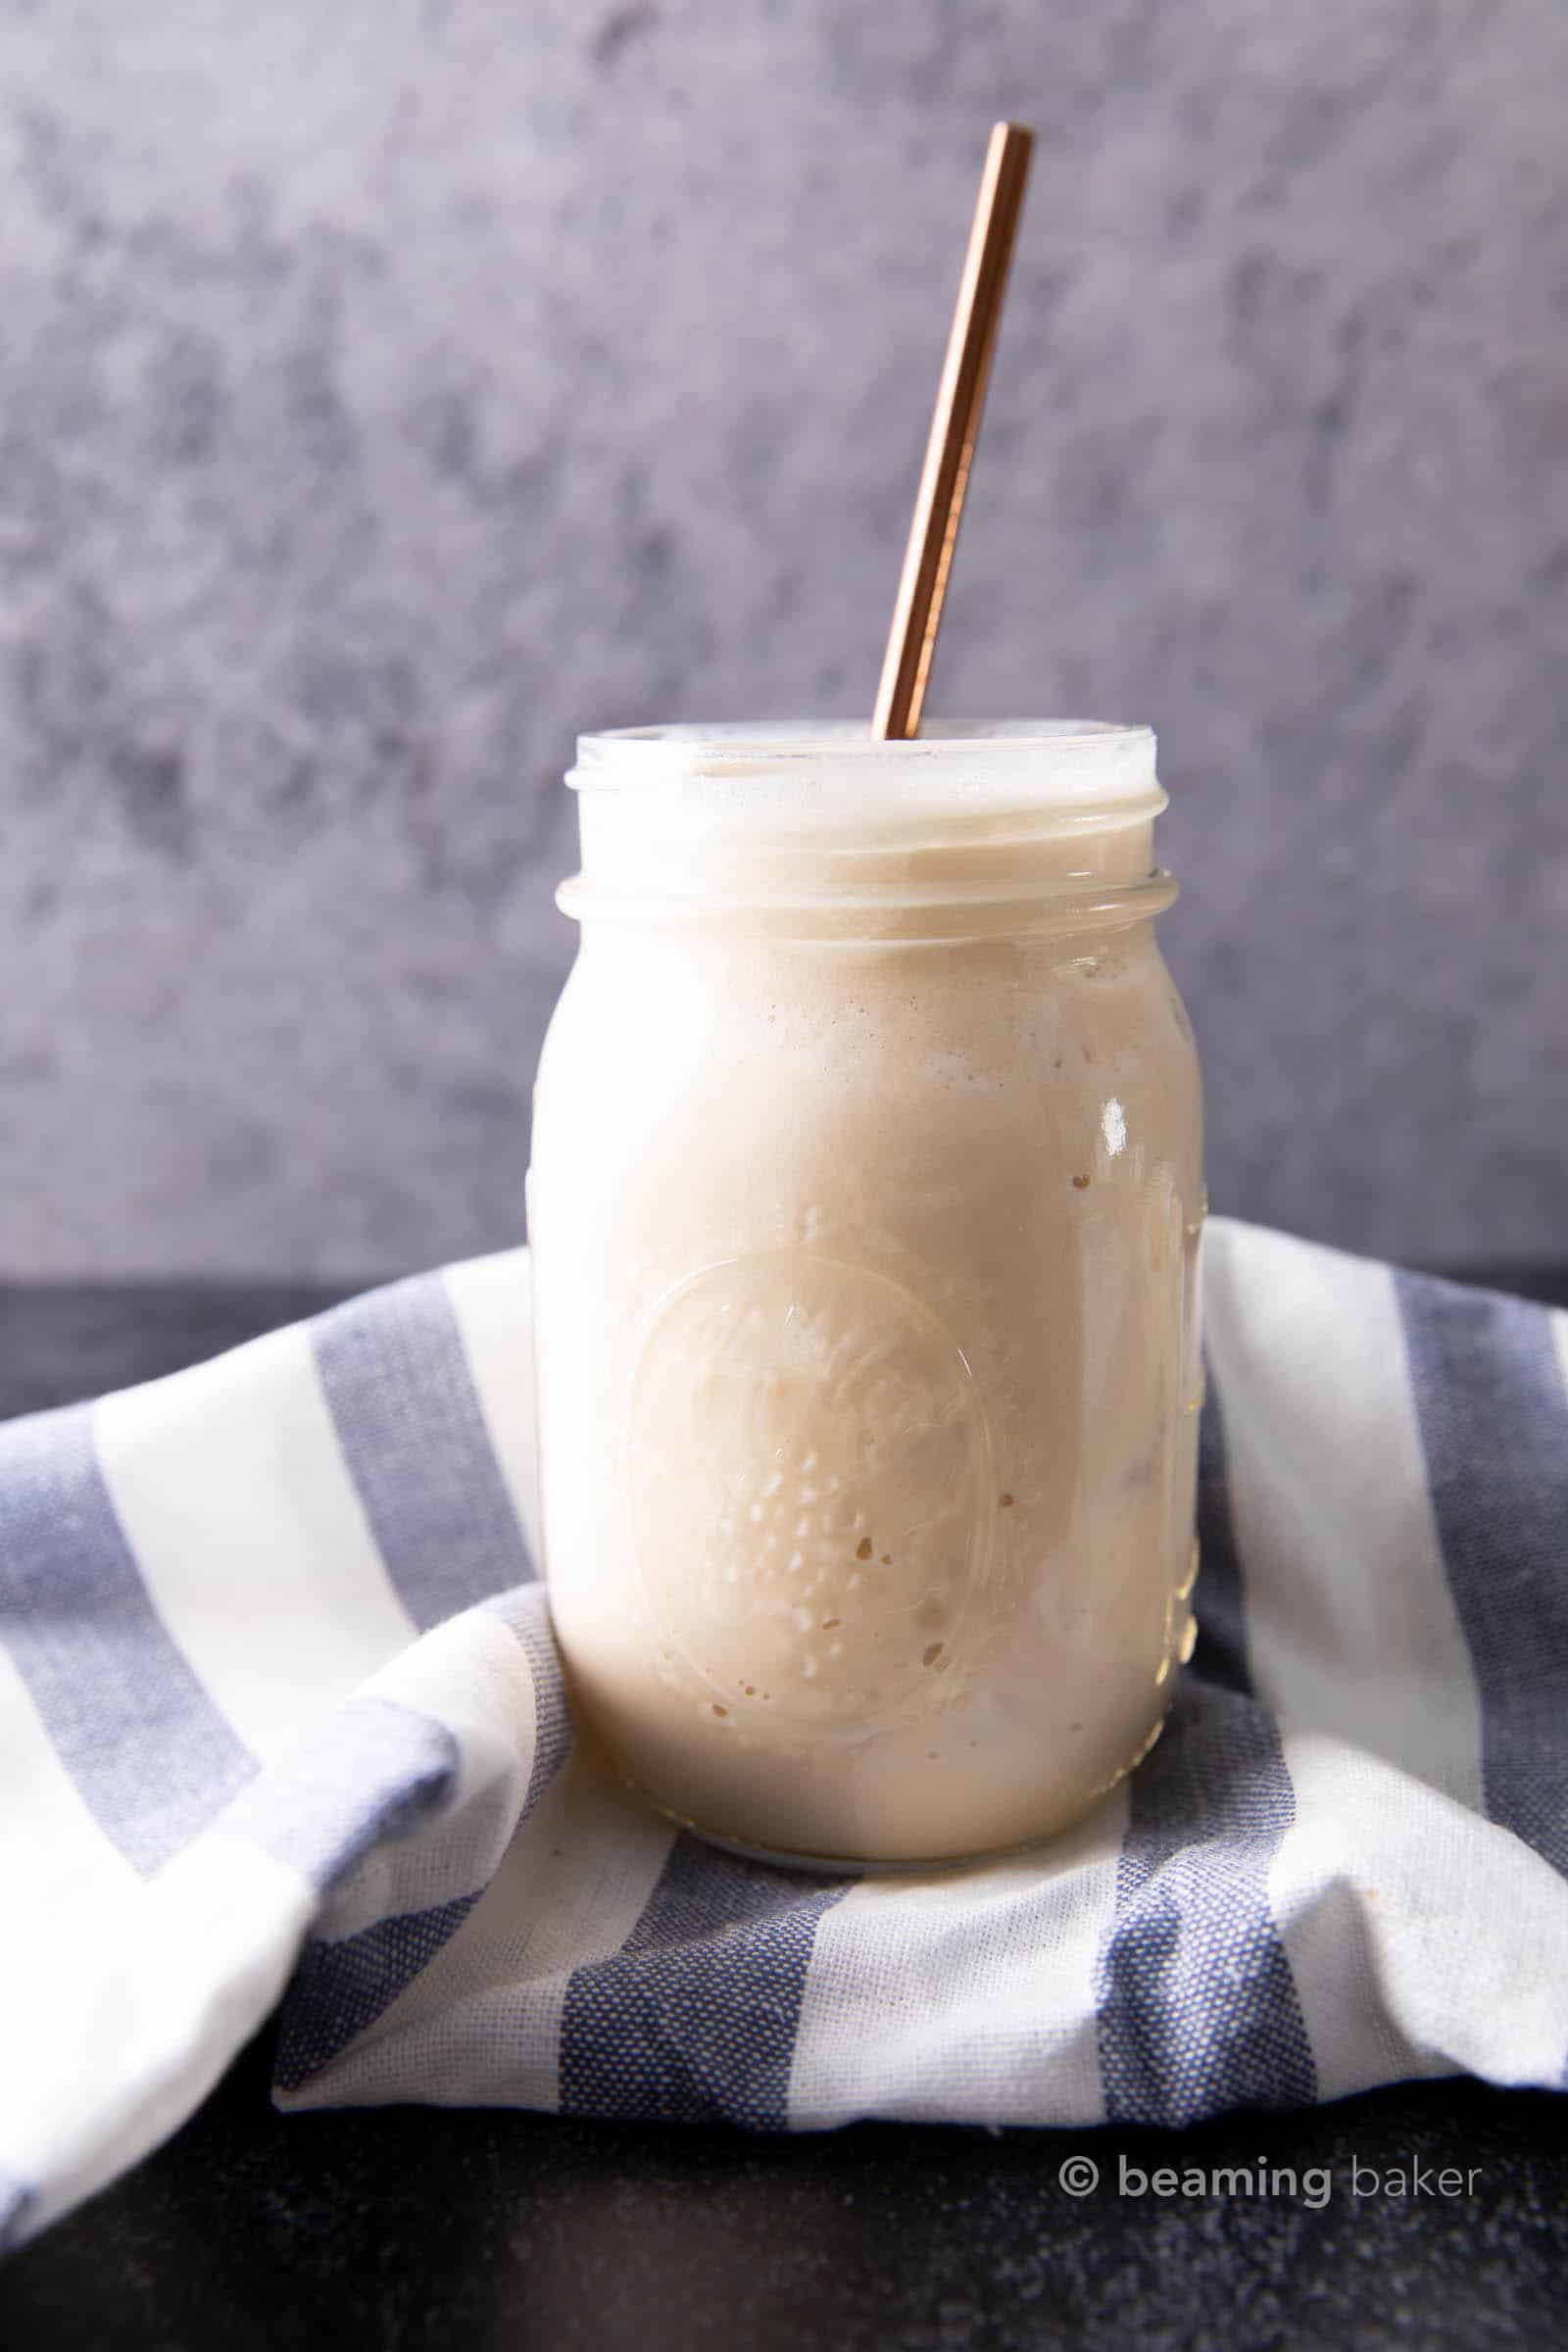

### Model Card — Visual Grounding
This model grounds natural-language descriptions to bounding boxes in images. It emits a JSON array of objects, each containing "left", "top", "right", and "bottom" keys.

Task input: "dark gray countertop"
[{"left": 1, "top": 1274, "right": 1565, "bottom": 2351}]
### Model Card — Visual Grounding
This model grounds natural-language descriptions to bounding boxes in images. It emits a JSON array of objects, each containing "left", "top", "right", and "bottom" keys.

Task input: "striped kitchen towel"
[{"left": 3, "top": 1220, "right": 1567, "bottom": 2252}]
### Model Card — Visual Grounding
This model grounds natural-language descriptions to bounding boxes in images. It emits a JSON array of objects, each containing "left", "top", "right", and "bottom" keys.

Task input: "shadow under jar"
[{"left": 527, "top": 722, "right": 1204, "bottom": 1869}]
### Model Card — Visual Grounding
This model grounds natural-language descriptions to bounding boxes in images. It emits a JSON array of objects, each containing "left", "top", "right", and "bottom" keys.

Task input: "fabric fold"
[{"left": 2, "top": 1221, "right": 1565, "bottom": 2254}]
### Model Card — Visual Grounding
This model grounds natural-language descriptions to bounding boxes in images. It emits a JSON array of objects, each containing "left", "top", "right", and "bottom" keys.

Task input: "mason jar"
[{"left": 527, "top": 722, "right": 1204, "bottom": 1869}]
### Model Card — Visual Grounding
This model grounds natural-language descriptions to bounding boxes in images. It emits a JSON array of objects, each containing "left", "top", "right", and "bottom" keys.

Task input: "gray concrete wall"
[{"left": 2, "top": 0, "right": 1564, "bottom": 1277}]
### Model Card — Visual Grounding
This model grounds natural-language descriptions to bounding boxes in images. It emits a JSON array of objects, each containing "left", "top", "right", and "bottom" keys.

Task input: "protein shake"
[{"left": 528, "top": 721, "right": 1203, "bottom": 1867}]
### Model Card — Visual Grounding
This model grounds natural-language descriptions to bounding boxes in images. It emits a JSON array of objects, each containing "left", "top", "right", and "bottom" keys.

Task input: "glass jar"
[{"left": 528, "top": 722, "right": 1203, "bottom": 1869}]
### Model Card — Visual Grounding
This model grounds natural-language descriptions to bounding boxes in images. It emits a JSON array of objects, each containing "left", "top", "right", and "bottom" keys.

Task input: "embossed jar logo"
[{"left": 628, "top": 1254, "right": 994, "bottom": 1727}]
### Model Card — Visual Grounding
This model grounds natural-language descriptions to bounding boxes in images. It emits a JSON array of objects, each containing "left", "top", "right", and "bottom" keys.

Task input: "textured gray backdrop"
[{"left": 2, "top": 0, "right": 1565, "bottom": 1278}]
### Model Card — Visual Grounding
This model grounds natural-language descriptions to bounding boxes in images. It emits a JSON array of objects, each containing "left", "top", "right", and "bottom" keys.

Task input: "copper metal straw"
[{"left": 871, "top": 121, "right": 1035, "bottom": 741}]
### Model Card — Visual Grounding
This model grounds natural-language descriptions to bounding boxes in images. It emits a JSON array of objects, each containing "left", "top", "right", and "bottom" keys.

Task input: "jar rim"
[
  {"left": 562, "top": 720, "right": 1170, "bottom": 938},
  {"left": 573, "top": 719, "right": 1154, "bottom": 783}
]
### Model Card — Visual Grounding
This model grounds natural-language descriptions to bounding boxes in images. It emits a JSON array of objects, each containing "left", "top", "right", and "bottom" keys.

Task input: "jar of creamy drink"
[{"left": 528, "top": 722, "right": 1204, "bottom": 1868}]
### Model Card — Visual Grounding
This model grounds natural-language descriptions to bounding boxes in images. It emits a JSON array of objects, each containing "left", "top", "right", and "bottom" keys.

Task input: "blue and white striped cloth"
[{"left": 3, "top": 1220, "right": 1567, "bottom": 2252}]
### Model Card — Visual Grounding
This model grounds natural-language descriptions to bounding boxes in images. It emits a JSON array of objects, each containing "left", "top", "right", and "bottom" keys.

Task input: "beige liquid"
[{"left": 529, "top": 726, "right": 1203, "bottom": 1867}]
